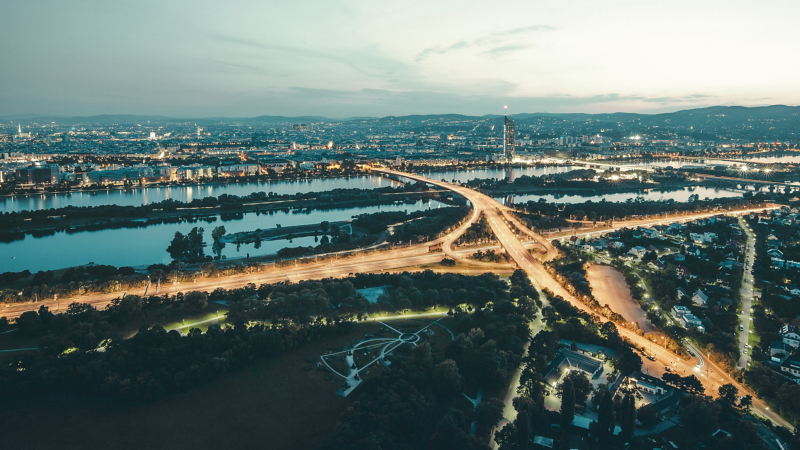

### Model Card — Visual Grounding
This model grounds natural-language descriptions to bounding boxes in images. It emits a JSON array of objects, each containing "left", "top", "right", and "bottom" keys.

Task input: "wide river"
[
  {"left": 1, "top": 167, "right": 582, "bottom": 213},
  {"left": 0, "top": 199, "right": 446, "bottom": 273},
  {"left": 3, "top": 165, "right": 766, "bottom": 273}
]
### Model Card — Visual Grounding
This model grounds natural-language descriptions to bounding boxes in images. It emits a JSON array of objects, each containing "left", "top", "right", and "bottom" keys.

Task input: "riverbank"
[
  {"left": 0, "top": 187, "right": 453, "bottom": 240},
  {"left": 0, "top": 169, "right": 375, "bottom": 198}
]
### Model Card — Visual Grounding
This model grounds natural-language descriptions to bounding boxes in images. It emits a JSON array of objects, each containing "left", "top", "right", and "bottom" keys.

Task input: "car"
[
  {"left": 739, "top": 325, "right": 744, "bottom": 331},
  {"left": 665, "top": 366, "right": 673, "bottom": 372},
  {"left": 744, "top": 349, "right": 748, "bottom": 354},
  {"left": 647, "top": 354, "right": 656, "bottom": 361}
]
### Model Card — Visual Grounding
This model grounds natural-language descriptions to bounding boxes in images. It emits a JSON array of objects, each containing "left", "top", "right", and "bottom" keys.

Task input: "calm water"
[
  {"left": 0, "top": 199, "right": 446, "bottom": 272},
  {"left": 497, "top": 185, "right": 745, "bottom": 206},
  {"left": 0, "top": 176, "right": 399, "bottom": 213},
  {"left": 421, "top": 166, "right": 581, "bottom": 183}
]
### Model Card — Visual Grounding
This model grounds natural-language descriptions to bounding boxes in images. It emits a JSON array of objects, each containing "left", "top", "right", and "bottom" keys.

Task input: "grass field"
[{"left": 0, "top": 318, "right": 454, "bottom": 450}]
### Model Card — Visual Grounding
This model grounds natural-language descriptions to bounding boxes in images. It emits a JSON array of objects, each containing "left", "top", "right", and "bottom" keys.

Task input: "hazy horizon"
[{"left": 2, "top": 0, "right": 799, "bottom": 118}]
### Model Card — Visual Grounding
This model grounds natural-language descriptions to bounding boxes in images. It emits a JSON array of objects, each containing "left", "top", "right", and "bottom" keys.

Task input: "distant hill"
[{"left": 3, "top": 106, "right": 799, "bottom": 133}]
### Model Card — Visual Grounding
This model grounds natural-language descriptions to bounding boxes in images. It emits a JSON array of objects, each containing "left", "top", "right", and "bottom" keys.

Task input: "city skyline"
[{"left": 2, "top": 0, "right": 799, "bottom": 118}]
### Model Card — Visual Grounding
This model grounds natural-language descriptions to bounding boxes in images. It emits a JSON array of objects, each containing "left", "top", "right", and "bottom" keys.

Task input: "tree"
[
  {"left": 183, "top": 291, "right": 208, "bottom": 312},
  {"left": 432, "top": 359, "right": 461, "bottom": 398},
  {"left": 718, "top": 383, "right": 739, "bottom": 410},
  {"left": 739, "top": 395, "right": 752, "bottom": 412},
  {"left": 619, "top": 393, "right": 636, "bottom": 438},
  {"left": 597, "top": 390, "right": 616, "bottom": 435},
  {"left": 212, "top": 226, "right": 227, "bottom": 258},
  {"left": 682, "top": 374, "right": 705, "bottom": 395},
  {"left": 557, "top": 371, "right": 592, "bottom": 405},
  {"left": 560, "top": 377, "right": 575, "bottom": 427},
  {"left": 475, "top": 398, "right": 505, "bottom": 433},
  {"left": 682, "top": 395, "right": 720, "bottom": 435},
  {"left": 15, "top": 311, "right": 42, "bottom": 337},
  {"left": 614, "top": 346, "right": 642, "bottom": 375},
  {"left": 320, "top": 221, "right": 330, "bottom": 233}
]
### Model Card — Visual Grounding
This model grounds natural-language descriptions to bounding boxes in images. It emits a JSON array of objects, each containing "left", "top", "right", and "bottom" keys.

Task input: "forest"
[
  {"left": 318, "top": 270, "right": 539, "bottom": 450},
  {"left": 0, "top": 271, "right": 526, "bottom": 405}
]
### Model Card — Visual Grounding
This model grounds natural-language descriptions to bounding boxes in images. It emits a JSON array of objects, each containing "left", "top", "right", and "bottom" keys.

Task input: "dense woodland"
[
  {"left": 0, "top": 271, "right": 529, "bottom": 405},
  {"left": 318, "top": 270, "right": 539, "bottom": 450},
  {"left": 460, "top": 214, "right": 496, "bottom": 244}
]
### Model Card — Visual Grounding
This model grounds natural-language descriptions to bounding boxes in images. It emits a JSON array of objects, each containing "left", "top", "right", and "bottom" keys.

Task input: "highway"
[
  {"left": 377, "top": 169, "right": 792, "bottom": 431},
  {"left": 2, "top": 168, "right": 790, "bottom": 430}
]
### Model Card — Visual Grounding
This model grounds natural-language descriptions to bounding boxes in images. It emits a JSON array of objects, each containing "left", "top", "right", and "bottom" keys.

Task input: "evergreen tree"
[
  {"left": 560, "top": 377, "right": 575, "bottom": 428},
  {"left": 619, "top": 393, "right": 636, "bottom": 438}
]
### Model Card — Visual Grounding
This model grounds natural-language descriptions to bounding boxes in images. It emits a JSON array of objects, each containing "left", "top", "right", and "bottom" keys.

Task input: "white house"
[
  {"left": 781, "top": 324, "right": 800, "bottom": 348},
  {"left": 628, "top": 246, "right": 647, "bottom": 257},
  {"left": 692, "top": 289, "right": 709, "bottom": 307}
]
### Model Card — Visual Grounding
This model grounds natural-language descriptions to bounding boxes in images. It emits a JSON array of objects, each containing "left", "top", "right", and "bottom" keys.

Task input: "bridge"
[
  {"left": 3, "top": 168, "right": 791, "bottom": 432},
  {"left": 376, "top": 168, "right": 791, "bottom": 433}
]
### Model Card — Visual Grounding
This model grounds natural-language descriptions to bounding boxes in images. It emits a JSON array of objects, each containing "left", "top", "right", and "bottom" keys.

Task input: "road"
[
  {"left": 2, "top": 169, "right": 791, "bottom": 430},
  {"left": 377, "top": 169, "right": 792, "bottom": 431},
  {"left": 738, "top": 217, "right": 757, "bottom": 369}
]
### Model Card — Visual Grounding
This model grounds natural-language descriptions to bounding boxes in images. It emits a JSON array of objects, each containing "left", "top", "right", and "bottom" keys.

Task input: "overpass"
[
  {"left": 3, "top": 168, "right": 791, "bottom": 431},
  {"left": 378, "top": 168, "right": 792, "bottom": 431}
]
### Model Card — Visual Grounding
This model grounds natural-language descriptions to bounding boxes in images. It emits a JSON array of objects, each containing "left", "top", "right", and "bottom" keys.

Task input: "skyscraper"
[{"left": 503, "top": 107, "right": 515, "bottom": 159}]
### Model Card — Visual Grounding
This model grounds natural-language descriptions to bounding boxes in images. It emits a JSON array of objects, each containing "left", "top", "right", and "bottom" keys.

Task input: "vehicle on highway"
[
  {"left": 665, "top": 366, "right": 672, "bottom": 372},
  {"left": 647, "top": 354, "right": 656, "bottom": 361}
]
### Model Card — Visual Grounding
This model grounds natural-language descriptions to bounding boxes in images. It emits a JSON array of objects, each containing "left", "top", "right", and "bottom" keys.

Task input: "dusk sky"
[{"left": 2, "top": 0, "right": 798, "bottom": 118}]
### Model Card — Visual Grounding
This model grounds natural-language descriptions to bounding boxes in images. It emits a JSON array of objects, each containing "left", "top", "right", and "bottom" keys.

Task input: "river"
[
  {"left": 0, "top": 199, "right": 446, "bottom": 273},
  {"left": 0, "top": 175, "right": 400, "bottom": 213},
  {"left": 497, "top": 185, "right": 745, "bottom": 206}
]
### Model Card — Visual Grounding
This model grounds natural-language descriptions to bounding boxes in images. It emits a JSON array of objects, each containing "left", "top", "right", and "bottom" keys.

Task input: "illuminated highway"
[
  {"left": 2, "top": 168, "right": 790, "bottom": 430},
  {"left": 378, "top": 168, "right": 792, "bottom": 431}
]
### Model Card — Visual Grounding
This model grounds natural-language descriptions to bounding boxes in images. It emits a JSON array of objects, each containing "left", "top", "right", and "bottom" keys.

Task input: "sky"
[{"left": 1, "top": 0, "right": 799, "bottom": 118}]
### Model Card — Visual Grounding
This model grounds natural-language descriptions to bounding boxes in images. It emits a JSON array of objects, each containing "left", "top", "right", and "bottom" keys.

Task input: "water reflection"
[{"left": 0, "top": 199, "right": 445, "bottom": 273}]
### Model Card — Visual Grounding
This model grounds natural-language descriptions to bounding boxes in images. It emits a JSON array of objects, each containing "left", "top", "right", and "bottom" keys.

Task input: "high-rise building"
[
  {"left": 503, "top": 108, "right": 515, "bottom": 159},
  {"left": 16, "top": 164, "right": 60, "bottom": 185}
]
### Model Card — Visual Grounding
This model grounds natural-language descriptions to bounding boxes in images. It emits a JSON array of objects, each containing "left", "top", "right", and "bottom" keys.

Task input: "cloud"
[
  {"left": 480, "top": 44, "right": 533, "bottom": 58},
  {"left": 205, "top": 33, "right": 400, "bottom": 79},
  {"left": 415, "top": 25, "right": 555, "bottom": 62}
]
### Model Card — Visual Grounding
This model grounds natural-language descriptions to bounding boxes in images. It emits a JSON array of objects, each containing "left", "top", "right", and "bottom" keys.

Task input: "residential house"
[
  {"left": 679, "top": 313, "right": 705, "bottom": 331},
  {"left": 608, "top": 241, "right": 625, "bottom": 250},
  {"left": 641, "top": 228, "right": 660, "bottom": 239},
  {"left": 544, "top": 348, "right": 604, "bottom": 388},
  {"left": 628, "top": 246, "right": 647, "bottom": 257},
  {"left": 692, "top": 289, "right": 709, "bottom": 307},
  {"left": 781, "top": 324, "right": 800, "bottom": 348},
  {"left": 770, "top": 341, "right": 792, "bottom": 363},
  {"left": 623, "top": 371, "right": 669, "bottom": 395},
  {"left": 676, "top": 287, "right": 690, "bottom": 300},
  {"left": 783, "top": 285, "right": 800, "bottom": 297},
  {"left": 675, "top": 266, "right": 691, "bottom": 279},
  {"left": 781, "top": 357, "right": 800, "bottom": 378}
]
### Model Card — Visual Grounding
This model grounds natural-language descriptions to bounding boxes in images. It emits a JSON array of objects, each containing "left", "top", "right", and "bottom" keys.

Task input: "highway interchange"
[{"left": 2, "top": 168, "right": 791, "bottom": 430}]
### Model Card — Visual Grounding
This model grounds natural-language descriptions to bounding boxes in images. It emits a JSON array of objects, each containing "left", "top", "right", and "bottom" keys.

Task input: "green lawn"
[
  {"left": 163, "top": 304, "right": 230, "bottom": 333},
  {"left": 748, "top": 328, "right": 761, "bottom": 348}
]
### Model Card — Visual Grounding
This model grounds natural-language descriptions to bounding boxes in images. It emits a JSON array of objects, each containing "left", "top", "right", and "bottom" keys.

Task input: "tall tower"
[{"left": 503, "top": 106, "right": 515, "bottom": 160}]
